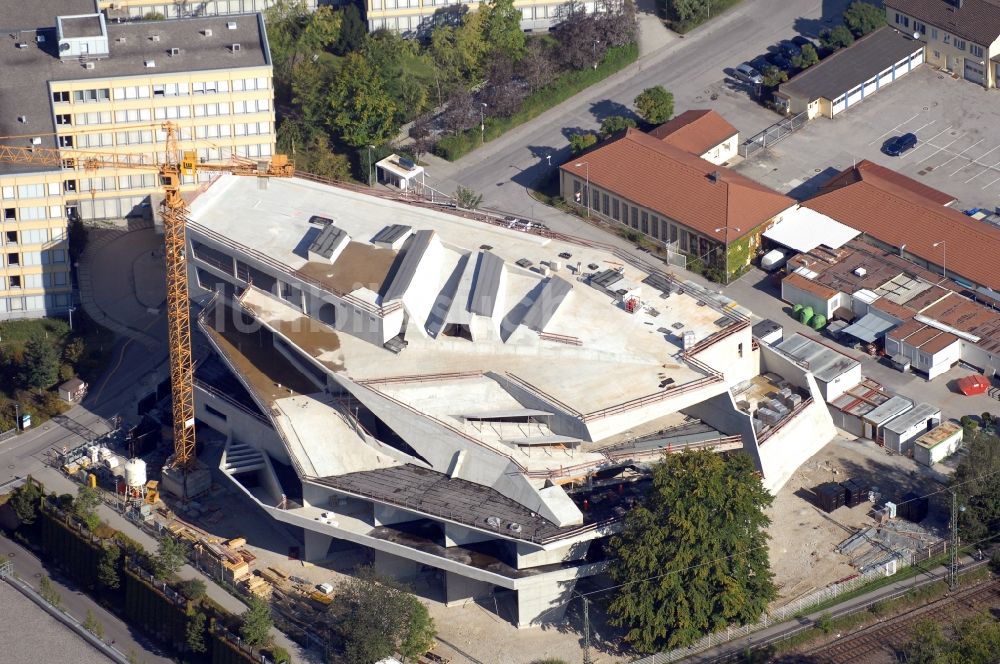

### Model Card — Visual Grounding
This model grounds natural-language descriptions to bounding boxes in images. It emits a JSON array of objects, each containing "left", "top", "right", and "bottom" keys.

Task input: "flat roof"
[
  {"left": 884, "top": 402, "right": 941, "bottom": 434},
  {"left": 779, "top": 27, "right": 922, "bottom": 102},
  {"left": 775, "top": 333, "right": 860, "bottom": 383},
  {"left": 58, "top": 14, "right": 103, "bottom": 39},
  {"left": 0, "top": 12, "right": 270, "bottom": 175},
  {"left": 841, "top": 311, "right": 898, "bottom": 343},
  {"left": 764, "top": 206, "right": 860, "bottom": 253},
  {"left": 0, "top": 0, "right": 97, "bottom": 32},
  {"left": 915, "top": 421, "right": 962, "bottom": 449},
  {"left": 862, "top": 395, "right": 913, "bottom": 425}
]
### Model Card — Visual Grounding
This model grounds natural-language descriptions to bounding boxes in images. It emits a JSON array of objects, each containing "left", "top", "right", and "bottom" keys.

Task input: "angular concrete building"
[{"left": 186, "top": 175, "right": 836, "bottom": 626}]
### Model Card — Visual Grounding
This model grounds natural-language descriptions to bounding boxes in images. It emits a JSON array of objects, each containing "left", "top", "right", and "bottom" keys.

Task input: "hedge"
[{"left": 436, "top": 42, "right": 639, "bottom": 161}]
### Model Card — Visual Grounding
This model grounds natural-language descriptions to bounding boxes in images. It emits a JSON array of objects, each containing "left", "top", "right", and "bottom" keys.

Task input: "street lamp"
[
  {"left": 573, "top": 591, "right": 594, "bottom": 664},
  {"left": 713, "top": 225, "right": 741, "bottom": 285},
  {"left": 545, "top": 154, "right": 551, "bottom": 167},
  {"left": 480, "top": 103, "right": 488, "bottom": 145},
  {"left": 367, "top": 145, "right": 375, "bottom": 187},
  {"left": 574, "top": 161, "right": 590, "bottom": 218},
  {"left": 933, "top": 240, "right": 947, "bottom": 283},
  {"left": 68, "top": 306, "right": 76, "bottom": 332},
  {"left": 592, "top": 39, "right": 601, "bottom": 69}
]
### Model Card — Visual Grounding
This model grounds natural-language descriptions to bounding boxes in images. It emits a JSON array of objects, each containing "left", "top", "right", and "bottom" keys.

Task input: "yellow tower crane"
[{"left": 0, "top": 122, "right": 293, "bottom": 497}]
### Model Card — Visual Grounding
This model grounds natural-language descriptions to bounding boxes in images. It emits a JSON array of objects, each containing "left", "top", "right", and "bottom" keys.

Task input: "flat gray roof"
[
  {"left": 381, "top": 230, "right": 434, "bottom": 302},
  {"left": 59, "top": 14, "right": 103, "bottom": 39},
  {"left": 0, "top": 0, "right": 96, "bottom": 32},
  {"left": 469, "top": 251, "right": 505, "bottom": 317},
  {"left": 775, "top": 333, "right": 861, "bottom": 383},
  {"left": 884, "top": 402, "right": 941, "bottom": 434},
  {"left": 0, "top": 12, "right": 270, "bottom": 176},
  {"left": 779, "top": 27, "right": 922, "bottom": 102},
  {"left": 862, "top": 394, "right": 913, "bottom": 426}
]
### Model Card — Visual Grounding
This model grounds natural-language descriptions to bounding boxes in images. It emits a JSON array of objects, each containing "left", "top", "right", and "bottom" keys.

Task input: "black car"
[
  {"left": 883, "top": 133, "right": 918, "bottom": 156},
  {"left": 766, "top": 52, "right": 794, "bottom": 71},
  {"left": 778, "top": 40, "right": 802, "bottom": 59}
]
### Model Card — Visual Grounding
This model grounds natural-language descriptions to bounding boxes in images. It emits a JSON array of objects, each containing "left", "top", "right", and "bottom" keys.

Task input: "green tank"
[
  {"left": 810, "top": 314, "right": 827, "bottom": 330},
  {"left": 798, "top": 306, "right": 814, "bottom": 325}
]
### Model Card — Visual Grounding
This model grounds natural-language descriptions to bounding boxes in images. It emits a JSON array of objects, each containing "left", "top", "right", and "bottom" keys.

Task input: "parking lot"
[{"left": 735, "top": 65, "right": 1000, "bottom": 210}]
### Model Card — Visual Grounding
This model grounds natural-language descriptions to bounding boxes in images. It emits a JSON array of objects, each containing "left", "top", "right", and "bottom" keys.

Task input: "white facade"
[{"left": 913, "top": 422, "right": 963, "bottom": 467}]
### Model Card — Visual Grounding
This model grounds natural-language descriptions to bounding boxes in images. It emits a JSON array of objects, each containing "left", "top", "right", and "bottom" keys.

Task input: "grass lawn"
[{"left": 0, "top": 310, "right": 115, "bottom": 430}]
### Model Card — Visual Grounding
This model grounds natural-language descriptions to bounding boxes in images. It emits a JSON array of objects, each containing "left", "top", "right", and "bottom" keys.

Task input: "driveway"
[
  {"left": 424, "top": 0, "right": 854, "bottom": 215},
  {"left": 735, "top": 65, "right": 1000, "bottom": 208}
]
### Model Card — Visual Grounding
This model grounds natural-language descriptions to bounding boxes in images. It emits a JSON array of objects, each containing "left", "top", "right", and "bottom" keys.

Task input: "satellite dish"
[{"left": 912, "top": 31, "right": 920, "bottom": 39}]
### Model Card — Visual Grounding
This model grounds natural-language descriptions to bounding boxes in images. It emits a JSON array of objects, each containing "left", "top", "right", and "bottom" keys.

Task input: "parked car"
[
  {"left": 778, "top": 40, "right": 802, "bottom": 59},
  {"left": 766, "top": 52, "right": 794, "bottom": 71},
  {"left": 735, "top": 63, "right": 764, "bottom": 85},
  {"left": 883, "top": 133, "right": 918, "bottom": 156}
]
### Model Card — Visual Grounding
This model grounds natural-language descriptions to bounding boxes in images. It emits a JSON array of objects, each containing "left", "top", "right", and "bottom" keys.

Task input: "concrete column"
[
  {"left": 303, "top": 528, "right": 333, "bottom": 562},
  {"left": 444, "top": 523, "right": 496, "bottom": 548},
  {"left": 445, "top": 572, "right": 492, "bottom": 607},
  {"left": 373, "top": 503, "right": 417, "bottom": 526},
  {"left": 516, "top": 577, "right": 576, "bottom": 628},
  {"left": 372, "top": 549, "right": 421, "bottom": 581},
  {"left": 515, "top": 540, "right": 591, "bottom": 569}
]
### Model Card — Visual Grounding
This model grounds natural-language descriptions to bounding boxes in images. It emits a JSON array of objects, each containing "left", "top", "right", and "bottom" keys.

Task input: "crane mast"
[{"left": 0, "top": 122, "right": 293, "bottom": 497}]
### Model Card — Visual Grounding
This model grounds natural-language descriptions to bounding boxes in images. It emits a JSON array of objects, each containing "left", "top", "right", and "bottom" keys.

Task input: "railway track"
[{"left": 802, "top": 578, "right": 1000, "bottom": 663}]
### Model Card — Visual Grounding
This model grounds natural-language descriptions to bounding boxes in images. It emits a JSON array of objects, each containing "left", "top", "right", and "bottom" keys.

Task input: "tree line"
[{"left": 265, "top": 0, "right": 637, "bottom": 179}]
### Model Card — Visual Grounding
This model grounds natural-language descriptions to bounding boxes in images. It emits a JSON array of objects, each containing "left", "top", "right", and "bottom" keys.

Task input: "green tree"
[
  {"left": 83, "top": 609, "right": 105, "bottom": 639},
  {"left": 74, "top": 485, "right": 101, "bottom": 517},
  {"left": 265, "top": 1, "right": 341, "bottom": 86},
  {"left": 333, "top": 4, "right": 366, "bottom": 55},
  {"left": 455, "top": 186, "right": 484, "bottom": 210},
  {"left": 329, "top": 53, "right": 398, "bottom": 148},
  {"left": 607, "top": 450, "right": 777, "bottom": 652},
  {"left": 176, "top": 578, "right": 207, "bottom": 601},
  {"left": 39, "top": 575, "right": 62, "bottom": 607},
  {"left": 664, "top": 0, "right": 709, "bottom": 24},
  {"left": 480, "top": 0, "right": 526, "bottom": 61},
  {"left": 843, "top": 1, "right": 886, "bottom": 38},
  {"left": 10, "top": 479, "right": 43, "bottom": 525},
  {"left": 151, "top": 535, "right": 187, "bottom": 581},
  {"left": 19, "top": 334, "right": 60, "bottom": 391},
  {"left": 761, "top": 65, "right": 788, "bottom": 88},
  {"left": 185, "top": 611, "right": 208, "bottom": 654},
  {"left": 820, "top": 25, "right": 855, "bottom": 50},
  {"left": 269, "top": 645, "right": 291, "bottom": 664},
  {"left": 599, "top": 115, "right": 637, "bottom": 138},
  {"left": 952, "top": 428, "right": 1000, "bottom": 542},
  {"left": 240, "top": 595, "right": 273, "bottom": 653},
  {"left": 97, "top": 544, "right": 121, "bottom": 590},
  {"left": 902, "top": 619, "right": 948, "bottom": 664},
  {"left": 339, "top": 567, "right": 437, "bottom": 664},
  {"left": 634, "top": 86, "right": 674, "bottom": 124},
  {"left": 792, "top": 43, "right": 820, "bottom": 69},
  {"left": 568, "top": 132, "right": 598, "bottom": 155}
]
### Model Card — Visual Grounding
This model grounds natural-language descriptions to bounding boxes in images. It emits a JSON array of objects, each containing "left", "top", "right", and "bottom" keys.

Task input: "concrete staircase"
[{"left": 222, "top": 440, "right": 266, "bottom": 474}]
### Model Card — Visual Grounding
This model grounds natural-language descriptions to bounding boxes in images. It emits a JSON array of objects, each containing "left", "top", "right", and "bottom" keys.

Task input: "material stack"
[
  {"left": 841, "top": 478, "right": 869, "bottom": 508},
  {"left": 815, "top": 482, "right": 846, "bottom": 513},
  {"left": 898, "top": 491, "right": 929, "bottom": 523}
]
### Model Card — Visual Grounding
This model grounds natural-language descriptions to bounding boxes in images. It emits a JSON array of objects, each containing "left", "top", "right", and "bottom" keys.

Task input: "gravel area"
[{"left": 0, "top": 583, "right": 111, "bottom": 664}]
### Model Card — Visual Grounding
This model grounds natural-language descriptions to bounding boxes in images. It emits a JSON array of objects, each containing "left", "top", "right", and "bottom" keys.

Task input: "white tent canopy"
[{"left": 764, "top": 206, "right": 860, "bottom": 253}]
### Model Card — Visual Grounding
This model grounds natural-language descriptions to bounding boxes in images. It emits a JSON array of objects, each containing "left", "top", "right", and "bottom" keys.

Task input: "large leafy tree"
[
  {"left": 634, "top": 86, "right": 674, "bottom": 124},
  {"left": 19, "top": 334, "right": 59, "bottom": 391},
  {"left": 843, "top": 1, "right": 886, "bottom": 38},
  {"left": 151, "top": 535, "right": 188, "bottom": 581},
  {"left": 337, "top": 567, "right": 436, "bottom": 664},
  {"left": 480, "top": 0, "right": 526, "bottom": 61},
  {"left": 264, "top": 1, "right": 341, "bottom": 93},
  {"left": 953, "top": 428, "right": 1000, "bottom": 542},
  {"left": 240, "top": 595, "right": 273, "bottom": 652},
  {"left": 820, "top": 24, "right": 855, "bottom": 50},
  {"left": 607, "top": 450, "right": 777, "bottom": 653},
  {"left": 329, "top": 53, "right": 398, "bottom": 148},
  {"left": 664, "top": 0, "right": 709, "bottom": 24}
]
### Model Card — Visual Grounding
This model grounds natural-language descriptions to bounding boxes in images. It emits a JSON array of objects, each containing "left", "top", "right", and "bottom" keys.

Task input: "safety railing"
[
  {"left": 356, "top": 370, "right": 483, "bottom": 386},
  {"left": 756, "top": 397, "right": 815, "bottom": 445},
  {"left": 502, "top": 372, "right": 584, "bottom": 418},
  {"left": 581, "top": 374, "right": 724, "bottom": 422},
  {"left": 537, "top": 331, "right": 583, "bottom": 346}
]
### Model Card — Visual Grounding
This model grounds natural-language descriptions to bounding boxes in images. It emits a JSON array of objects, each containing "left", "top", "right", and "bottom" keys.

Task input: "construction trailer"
[{"left": 913, "top": 422, "right": 963, "bottom": 467}]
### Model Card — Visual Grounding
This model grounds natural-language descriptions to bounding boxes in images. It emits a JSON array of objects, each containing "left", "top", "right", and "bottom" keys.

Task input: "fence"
[
  {"left": 631, "top": 563, "right": 904, "bottom": 663},
  {"left": 741, "top": 110, "right": 809, "bottom": 159}
]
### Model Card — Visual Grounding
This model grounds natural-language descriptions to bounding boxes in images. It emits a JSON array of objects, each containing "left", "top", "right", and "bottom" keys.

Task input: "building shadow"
[
  {"left": 793, "top": 0, "right": 855, "bottom": 39},
  {"left": 786, "top": 166, "right": 843, "bottom": 201}
]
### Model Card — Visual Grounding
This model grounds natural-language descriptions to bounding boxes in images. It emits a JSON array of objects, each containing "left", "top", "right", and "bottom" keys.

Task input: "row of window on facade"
[
  {"left": 61, "top": 122, "right": 272, "bottom": 148},
  {"left": 118, "top": 0, "right": 279, "bottom": 18},
  {"left": 894, "top": 12, "right": 985, "bottom": 57},
  {"left": 368, "top": 1, "right": 565, "bottom": 30},
  {"left": 62, "top": 98, "right": 271, "bottom": 127},
  {"left": 0, "top": 228, "right": 59, "bottom": 246},
  {"left": 0, "top": 292, "right": 71, "bottom": 314},
  {"left": 2, "top": 248, "right": 67, "bottom": 268},
  {"left": 2, "top": 205, "right": 65, "bottom": 221},
  {"left": 51, "top": 78, "right": 270, "bottom": 105},
  {"left": 570, "top": 178, "right": 717, "bottom": 259},
  {"left": 0, "top": 270, "right": 70, "bottom": 291}
]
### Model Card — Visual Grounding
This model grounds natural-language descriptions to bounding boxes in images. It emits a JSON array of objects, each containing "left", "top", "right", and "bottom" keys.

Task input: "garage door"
[
  {"left": 846, "top": 85, "right": 863, "bottom": 107},
  {"left": 832, "top": 94, "right": 846, "bottom": 115},
  {"left": 965, "top": 59, "right": 986, "bottom": 85}
]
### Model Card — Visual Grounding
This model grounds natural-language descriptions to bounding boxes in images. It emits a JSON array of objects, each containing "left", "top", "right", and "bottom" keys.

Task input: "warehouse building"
[{"left": 775, "top": 27, "right": 924, "bottom": 119}]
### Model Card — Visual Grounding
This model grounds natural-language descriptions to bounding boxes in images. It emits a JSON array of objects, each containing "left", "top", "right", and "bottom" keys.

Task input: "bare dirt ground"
[{"left": 767, "top": 434, "right": 949, "bottom": 607}]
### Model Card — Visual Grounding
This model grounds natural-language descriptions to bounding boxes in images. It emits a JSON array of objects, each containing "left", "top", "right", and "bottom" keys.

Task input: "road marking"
[
  {"left": 952, "top": 144, "right": 1000, "bottom": 176},
  {"left": 964, "top": 157, "right": 1000, "bottom": 183},
  {"left": 914, "top": 137, "right": 963, "bottom": 166},
  {"left": 867, "top": 113, "right": 922, "bottom": 145},
  {"left": 936, "top": 138, "right": 985, "bottom": 169},
  {"left": 982, "top": 173, "right": 1000, "bottom": 190},
  {"left": 905, "top": 126, "right": 953, "bottom": 161}
]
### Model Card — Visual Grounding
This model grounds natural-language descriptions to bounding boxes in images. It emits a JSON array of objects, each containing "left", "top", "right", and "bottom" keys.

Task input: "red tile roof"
[
  {"left": 648, "top": 110, "right": 738, "bottom": 157},
  {"left": 805, "top": 162, "right": 1000, "bottom": 290},
  {"left": 561, "top": 129, "right": 794, "bottom": 241},
  {"left": 819, "top": 159, "right": 955, "bottom": 207}
]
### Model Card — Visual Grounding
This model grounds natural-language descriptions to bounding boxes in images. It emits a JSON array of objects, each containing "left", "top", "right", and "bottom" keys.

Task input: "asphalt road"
[
  {"left": 0, "top": 532, "right": 173, "bottom": 664},
  {"left": 429, "top": 0, "right": 853, "bottom": 214}
]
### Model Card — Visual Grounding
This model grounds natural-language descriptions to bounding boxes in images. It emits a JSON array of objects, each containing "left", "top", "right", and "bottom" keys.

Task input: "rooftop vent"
[
  {"left": 31, "top": 137, "right": 42, "bottom": 145},
  {"left": 708, "top": 170, "right": 721, "bottom": 182},
  {"left": 202, "top": 28, "right": 213, "bottom": 37},
  {"left": 508, "top": 522, "right": 522, "bottom": 533},
  {"left": 35, "top": 35, "right": 45, "bottom": 43},
  {"left": 17, "top": 116, "right": 26, "bottom": 124},
  {"left": 117, "top": 36, "right": 126, "bottom": 43},
  {"left": 854, "top": 266, "right": 867, "bottom": 278},
  {"left": 227, "top": 21, "right": 237, "bottom": 29},
  {"left": 170, "top": 47, "right": 180, "bottom": 56},
  {"left": 84, "top": 61, "right": 95, "bottom": 69},
  {"left": 16, "top": 42, "right": 27, "bottom": 49},
  {"left": 150, "top": 34, "right": 160, "bottom": 42},
  {"left": 144, "top": 59, "right": 155, "bottom": 68},
  {"left": 230, "top": 43, "right": 241, "bottom": 52},
  {"left": 485, "top": 516, "right": 501, "bottom": 529}
]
